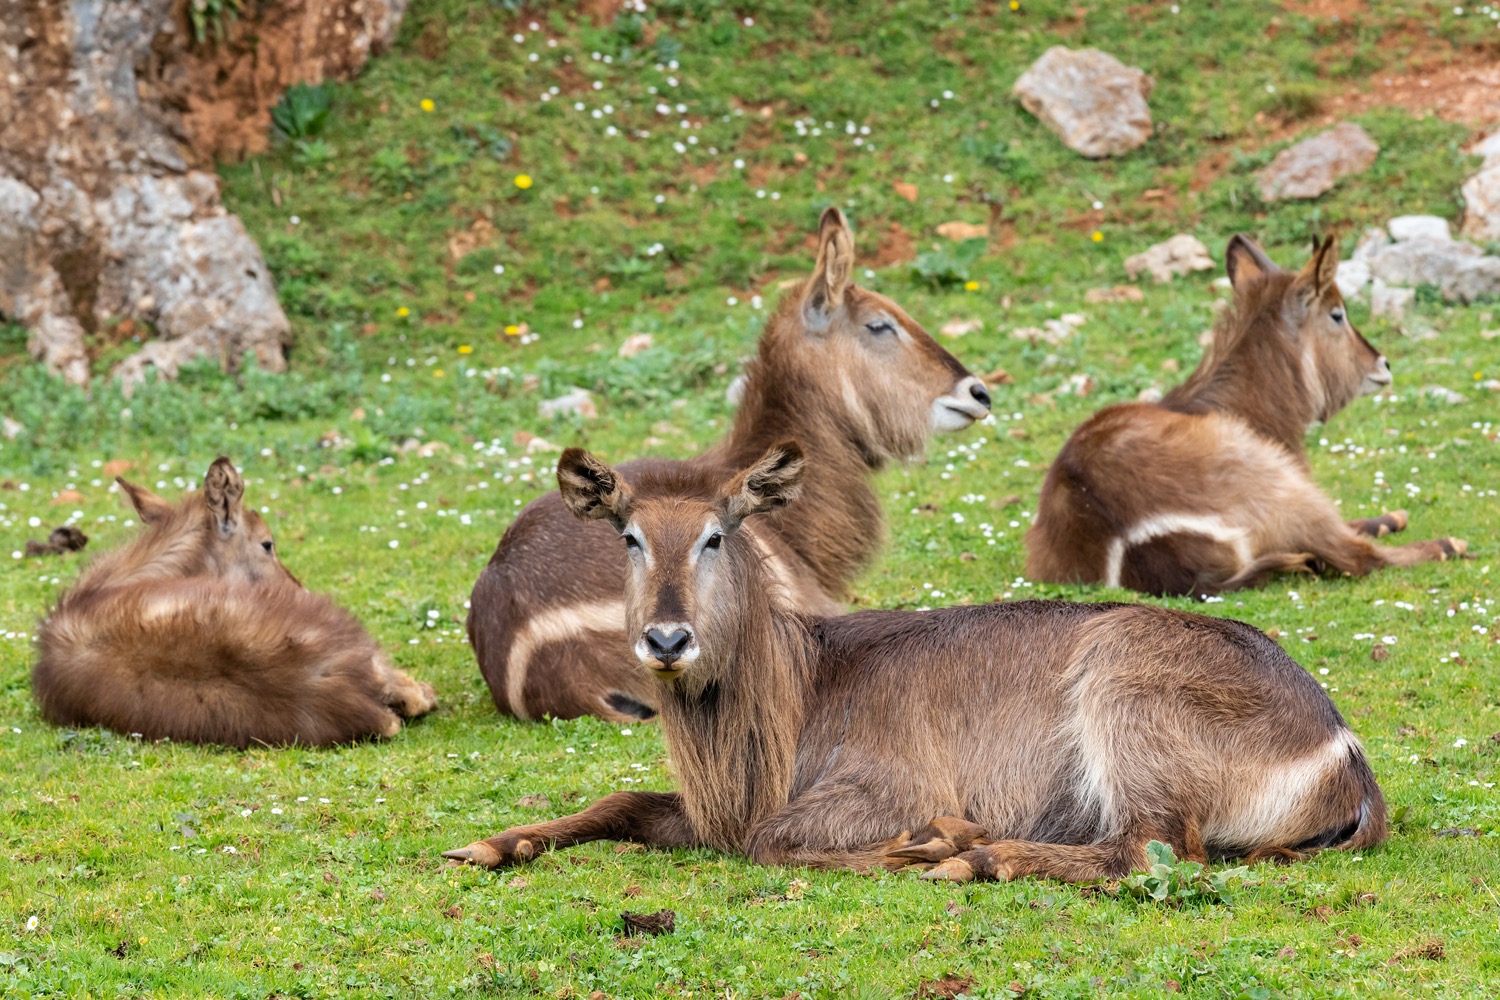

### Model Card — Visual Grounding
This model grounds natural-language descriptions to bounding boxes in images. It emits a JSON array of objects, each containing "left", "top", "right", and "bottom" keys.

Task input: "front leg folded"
[{"left": 441, "top": 791, "right": 694, "bottom": 869}]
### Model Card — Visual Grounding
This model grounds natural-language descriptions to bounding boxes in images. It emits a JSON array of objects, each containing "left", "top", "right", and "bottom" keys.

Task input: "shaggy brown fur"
[
  {"left": 441, "top": 444, "right": 1386, "bottom": 885},
  {"left": 32, "top": 458, "right": 437, "bottom": 748},
  {"left": 1026, "top": 234, "right": 1466, "bottom": 597},
  {"left": 467, "top": 208, "right": 990, "bottom": 723}
]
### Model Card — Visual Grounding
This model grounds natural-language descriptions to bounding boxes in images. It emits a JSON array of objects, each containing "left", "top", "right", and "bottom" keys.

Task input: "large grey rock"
[
  {"left": 1460, "top": 131, "right": 1500, "bottom": 244},
  {"left": 1369, "top": 279, "right": 1414, "bottom": 321},
  {"left": 1255, "top": 123, "right": 1379, "bottom": 202},
  {"left": 1387, "top": 215, "right": 1452, "bottom": 243},
  {"left": 1367, "top": 238, "right": 1483, "bottom": 288},
  {"left": 1123, "top": 234, "right": 1214, "bottom": 283},
  {"left": 1438, "top": 257, "right": 1500, "bottom": 304},
  {"left": 1335, "top": 258, "right": 1371, "bottom": 300},
  {"left": 0, "top": 0, "right": 403, "bottom": 386},
  {"left": 1012, "top": 47, "right": 1154, "bottom": 159}
]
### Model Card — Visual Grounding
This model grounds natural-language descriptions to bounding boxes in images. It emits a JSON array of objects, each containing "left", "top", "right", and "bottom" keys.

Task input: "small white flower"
[{"left": 26, "top": 915, "right": 39, "bottom": 931}]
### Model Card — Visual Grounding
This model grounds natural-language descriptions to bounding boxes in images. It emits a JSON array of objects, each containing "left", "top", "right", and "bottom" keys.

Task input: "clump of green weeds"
[{"left": 1115, "top": 840, "right": 1255, "bottom": 906}]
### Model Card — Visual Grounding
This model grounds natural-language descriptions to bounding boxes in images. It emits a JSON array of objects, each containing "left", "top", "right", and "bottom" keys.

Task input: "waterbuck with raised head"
[
  {"left": 1027, "top": 234, "right": 1466, "bottom": 597},
  {"left": 33, "top": 458, "right": 437, "bottom": 748},
  {"left": 442, "top": 442, "right": 1385, "bottom": 884},
  {"left": 467, "top": 208, "right": 991, "bottom": 723}
]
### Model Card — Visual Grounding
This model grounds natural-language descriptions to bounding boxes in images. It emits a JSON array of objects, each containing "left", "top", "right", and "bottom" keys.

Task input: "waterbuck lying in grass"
[
  {"left": 32, "top": 458, "right": 437, "bottom": 748},
  {"left": 442, "top": 442, "right": 1386, "bottom": 884},
  {"left": 1027, "top": 234, "right": 1466, "bottom": 597},
  {"left": 467, "top": 208, "right": 991, "bottom": 723}
]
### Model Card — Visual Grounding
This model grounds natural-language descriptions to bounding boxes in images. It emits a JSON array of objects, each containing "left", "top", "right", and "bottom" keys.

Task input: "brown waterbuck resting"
[
  {"left": 32, "top": 458, "right": 437, "bottom": 748},
  {"left": 467, "top": 208, "right": 991, "bottom": 723},
  {"left": 442, "top": 442, "right": 1386, "bottom": 884},
  {"left": 1027, "top": 234, "right": 1467, "bottom": 597}
]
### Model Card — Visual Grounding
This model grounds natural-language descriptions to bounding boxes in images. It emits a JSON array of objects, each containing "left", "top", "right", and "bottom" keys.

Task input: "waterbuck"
[
  {"left": 32, "top": 458, "right": 437, "bottom": 748},
  {"left": 467, "top": 208, "right": 991, "bottom": 723},
  {"left": 1027, "top": 234, "right": 1467, "bottom": 597},
  {"left": 441, "top": 442, "right": 1386, "bottom": 884}
]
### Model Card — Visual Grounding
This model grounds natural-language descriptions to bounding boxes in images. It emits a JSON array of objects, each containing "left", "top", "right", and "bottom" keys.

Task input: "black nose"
[
  {"left": 644, "top": 627, "right": 692, "bottom": 666},
  {"left": 969, "top": 382, "right": 991, "bottom": 409}
]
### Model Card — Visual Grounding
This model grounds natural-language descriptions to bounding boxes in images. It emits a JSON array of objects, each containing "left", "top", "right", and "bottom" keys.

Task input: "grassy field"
[{"left": 3, "top": 0, "right": 1500, "bottom": 996}]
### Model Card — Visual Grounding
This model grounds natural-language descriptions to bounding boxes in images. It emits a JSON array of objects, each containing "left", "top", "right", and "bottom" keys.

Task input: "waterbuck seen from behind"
[
  {"left": 33, "top": 458, "right": 437, "bottom": 748},
  {"left": 1027, "top": 234, "right": 1466, "bottom": 597},
  {"left": 442, "top": 442, "right": 1385, "bottom": 884},
  {"left": 467, "top": 208, "right": 991, "bottom": 723}
]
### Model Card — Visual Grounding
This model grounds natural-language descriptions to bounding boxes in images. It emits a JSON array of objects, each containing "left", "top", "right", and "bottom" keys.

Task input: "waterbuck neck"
[
  {"left": 1162, "top": 300, "right": 1319, "bottom": 458},
  {"left": 654, "top": 593, "right": 815, "bottom": 853},
  {"left": 702, "top": 357, "right": 888, "bottom": 598}
]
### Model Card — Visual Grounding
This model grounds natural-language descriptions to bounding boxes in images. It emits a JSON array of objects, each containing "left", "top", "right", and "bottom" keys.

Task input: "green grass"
[{"left": 3, "top": 0, "right": 1500, "bottom": 996}]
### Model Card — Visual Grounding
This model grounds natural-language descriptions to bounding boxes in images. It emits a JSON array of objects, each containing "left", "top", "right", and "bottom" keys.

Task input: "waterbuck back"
[
  {"left": 32, "top": 458, "right": 437, "bottom": 748},
  {"left": 442, "top": 443, "right": 1385, "bottom": 884},
  {"left": 467, "top": 207, "right": 991, "bottom": 723},
  {"left": 1027, "top": 234, "right": 1466, "bottom": 596}
]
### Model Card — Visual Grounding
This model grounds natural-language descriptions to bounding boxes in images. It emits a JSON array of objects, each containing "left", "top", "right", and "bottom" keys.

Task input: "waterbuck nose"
[
  {"left": 968, "top": 381, "right": 992, "bottom": 410},
  {"left": 644, "top": 627, "right": 692, "bottom": 666}
]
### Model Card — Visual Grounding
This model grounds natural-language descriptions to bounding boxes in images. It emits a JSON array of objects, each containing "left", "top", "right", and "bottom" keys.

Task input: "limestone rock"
[
  {"left": 1352, "top": 226, "right": 1391, "bottom": 263},
  {"left": 1438, "top": 257, "right": 1500, "bottom": 304},
  {"left": 1335, "top": 259, "right": 1371, "bottom": 300},
  {"left": 1255, "top": 123, "right": 1379, "bottom": 202},
  {"left": 1012, "top": 47, "right": 1154, "bottom": 159},
  {"left": 1460, "top": 132, "right": 1500, "bottom": 243},
  {"left": 0, "top": 0, "right": 404, "bottom": 386},
  {"left": 1123, "top": 234, "right": 1214, "bottom": 283},
  {"left": 1387, "top": 215, "right": 1452, "bottom": 243},
  {"left": 1369, "top": 280, "right": 1414, "bottom": 321},
  {"left": 1368, "top": 238, "right": 1483, "bottom": 288},
  {"left": 539, "top": 387, "right": 598, "bottom": 421}
]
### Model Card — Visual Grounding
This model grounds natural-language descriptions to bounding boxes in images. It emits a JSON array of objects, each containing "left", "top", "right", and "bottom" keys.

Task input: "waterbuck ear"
[
  {"left": 116, "top": 478, "right": 173, "bottom": 525},
  {"left": 1225, "top": 234, "right": 1275, "bottom": 292},
  {"left": 1294, "top": 235, "right": 1341, "bottom": 302},
  {"left": 203, "top": 457, "right": 245, "bottom": 537},
  {"left": 720, "top": 440, "right": 806, "bottom": 527},
  {"left": 803, "top": 207, "right": 855, "bottom": 326},
  {"left": 557, "top": 448, "right": 633, "bottom": 530}
]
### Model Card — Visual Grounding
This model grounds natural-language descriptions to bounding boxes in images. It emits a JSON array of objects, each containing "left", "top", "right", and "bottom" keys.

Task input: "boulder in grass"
[
  {"left": 1123, "top": 234, "right": 1214, "bottom": 283},
  {"left": 1460, "top": 132, "right": 1500, "bottom": 243},
  {"left": 1387, "top": 215, "right": 1452, "bottom": 243},
  {"left": 1012, "top": 47, "right": 1154, "bottom": 159},
  {"left": 1255, "top": 123, "right": 1378, "bottom": 201}
]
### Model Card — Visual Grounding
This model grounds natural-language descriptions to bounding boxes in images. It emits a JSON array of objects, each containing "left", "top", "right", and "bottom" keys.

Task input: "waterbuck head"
[
  {"left": 557, "top": 442, "right": 804, "bottom": 683},
  {"left": 748, "top": 208, "right": 990, "bottom": 461},
  {"left": 116, "top": 457, "right": 298, "bottom": 587},
  {"left": 1224, "top": 234, "right": 1391, "bottom": 422}
]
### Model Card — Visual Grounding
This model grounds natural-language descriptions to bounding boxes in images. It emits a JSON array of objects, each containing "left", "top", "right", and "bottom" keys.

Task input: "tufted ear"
[
  {"left": 1225, "top": 233, "right": 1277, "bottom": 293},
  {"left": 203, "top": 457, "right": 245, "bottom": 537},
  {"left": 803, "top": 207, "right": 855, "bottom": 326},
  {"left": 557, "top": 448, "right": 634, "bottom": 531},
  {"left": 116, "top": 478, "right": 173, "bottom": 525},
  {"left": 718, "top": 440, "right": 806, "bottom": 528},
  {"left": 1293, "top": 234, "right": 1341, "bottom": 303}
]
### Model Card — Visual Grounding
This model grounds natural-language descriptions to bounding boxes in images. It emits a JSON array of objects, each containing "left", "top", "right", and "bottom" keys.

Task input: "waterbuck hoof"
[
  {"left": 888, "top": 816, "right": 990, "bottom": 863},
  {"left": 920, "top": 857, "right": 975, "bottom": 883},
  {"left": 1385, "top": 510, "right": 1409, "bottom": 534},
  {"left": 1439, "top": 538, "right": 1468, "bottom": 559},
  {"left": 440, "top": 841, "right": 505, "bottom": 869}
]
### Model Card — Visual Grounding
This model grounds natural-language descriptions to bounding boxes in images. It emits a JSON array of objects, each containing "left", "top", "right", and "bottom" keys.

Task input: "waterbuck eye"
[
  {"left": 864, "top": 319, "right": 895, "bottom": 336},
  {"left": 261, "top": 540, "right": 274, "bottom": 553},
  {"left": 1330, "top": 307, "right": 1346, "bottom": 324},
  {"left": 623, "top": 534, "right": 640, "bottom": 549},
  {"left": 704, "top": 532, "right": 723, "bottom": 550}
]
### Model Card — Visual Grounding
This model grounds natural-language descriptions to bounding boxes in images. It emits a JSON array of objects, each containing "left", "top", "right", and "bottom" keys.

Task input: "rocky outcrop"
[
  {"left": 1012, "top": 47, "right": 1154, "bottom": 159},
  {"left": 1255, "top": 123, "right": 1379, "bottom": 202},
  {"left": 1460, "top": 129, "right": 1500, "bottom": 244},
  {"left": 1337, "top": 213, "right": 1500, "bottom": 308},
  {"left": 0, "top": 0, "right": 404, "bottom": 386}
]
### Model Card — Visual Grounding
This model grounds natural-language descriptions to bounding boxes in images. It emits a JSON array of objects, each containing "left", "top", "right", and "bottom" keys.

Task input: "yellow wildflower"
[
  {"left": 433, "top": 369, "right": 445, "bottom": 378},
  {"left": 458, "top": 345, "right": 473, "bottom": 355},
  {"left": 964, "top": 280, "right": 980, "bottom": 292},
  {"left": 1090, "top": 230, "right": 1103, "bottom": 243},
  {"left": 420, "top": 99, "right": 435, "bottom": 112},
  {"left": 1009, "top": 0, "right": 1020, "bottom": 9},
  {"left": 504, "top": 324, "right": 520, "bottom": 336},
  {"left": 396, "top": 306, "right": 410, "bottom": 318},
  {"left": 514, "top": 174, "right": 533, "bottom": 190}
]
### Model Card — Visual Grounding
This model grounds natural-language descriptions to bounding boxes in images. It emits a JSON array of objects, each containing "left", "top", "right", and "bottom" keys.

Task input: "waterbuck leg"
[
  {"left": 1311, "top": 531, "right": 1467, "bottom": 576},
  {"left": 922, "top": 820, "right": 1206, "bottom": 885},
  {"left": 441, "top": 791, "right": 693, "bottom": 869},
  {"left": 1346, "top": 510, "right": 1408, "bottom": 538},
  {"left": 885, "top": 816, "right": 992, "bottom": 865}
]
